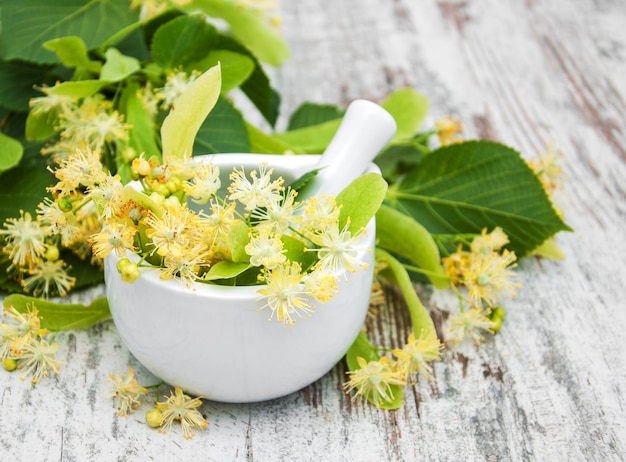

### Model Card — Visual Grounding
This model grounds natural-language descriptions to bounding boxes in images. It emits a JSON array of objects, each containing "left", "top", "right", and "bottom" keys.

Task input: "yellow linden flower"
[
  {"left": 160, "top": 244, "right": 207, "bottom": 287},
  {"left": 89, "top": 221, "right": 137, "bottom": 259},
  {"left": 446, "top": 307, "right": 496, "bottom": 346},
  {"left": 245, "top": 229, "right": 286, "bottom": 269},
  {"left": 154, "top": 70, "right": 199, "bottom": 110},
  {"left": 49, "top": 147, "right": 106, "bottom": 196},
  {"left": 251, "top": 187, "right": 300, "bottom": 234},
  {"left": 228, "top": 164, "right": 283, "bottom": 211},
  {"left": 309, "top": 220, "right": 369, "bottom": 276},
  {"left": 257, "top": 261, "right": 314, "bottom": 327},
  {"left": 145, "top": 207, "right": 193, "bottom": 257},
  {"left": 156, "top": 387, "right": 208, "bottom": 439},
  {"left": 198, "top": 201, "right": 238, "bottom": 243},
  {"left": 108, "top": 367, "right": 149, "bottom": 417},
  {"left": 392, "top": 330, "right": 443, "bottom": 382},
  {"left": 528, "top": 142, "right": 565, "bottom": 197},
  {"left": 183, "top": 162, "right": 221, "bottom": 205},
  {"left": 435, "top": 116, "right": 463, "bottom": 146},
  {"left": 37, "top": 197, "right": 81, "bottom": 247},
  {"left": 462, "top": 249, "right": 520, "bottom": 307},
  {"left": 13, "top": 336, "right": 61, "bottom": 383},
  {"left": 441, "top": 244, "right": 471, "bottom": 280},
  {"left": 344, "top": 356, "right": 406, "bottom": 408},
  {"left": 299, "top": 194, "right": 340, "bottom": 238},
  {"left": 86, "top": 174, "right": 125, "bottom": 220},
  {"left": 470, "top": 227, "right": 509, "bottom": 255},
  {"left": 302, "top": 269, "right": 337, "bottom": 303},
  {"left": 21, "top": 259, "right": 76, "bottom": 298},
  {"left": 0, "top": 211, "right": 47, "bottom": 269}
]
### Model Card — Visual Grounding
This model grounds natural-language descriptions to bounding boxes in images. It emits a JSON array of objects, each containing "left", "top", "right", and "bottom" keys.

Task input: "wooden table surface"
[{"left": 2, "top": 1, "right": 625, "bottom": 460}]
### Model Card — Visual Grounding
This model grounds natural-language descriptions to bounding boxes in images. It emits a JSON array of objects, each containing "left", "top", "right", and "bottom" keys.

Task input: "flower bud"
[
  {"left": 44, "top": 245, "right": 60, "bottom": 262},
  {"left": 146, "top": 408, "right": 163, "bottom": 428},
  {"left": 58, "top": 198, "right": 73, "bottom": 212},
  {"left": 155, "top": 184, "right": 171, "bottom": 198},
  {"left": 121, "top": 146, "right": 138, "bottom": 163},
  {"left": 166, "top": 176, "right": 181, "bottom": 194},
  {"left": 2, "top": 357, "right": 17, "bottom": 372}
]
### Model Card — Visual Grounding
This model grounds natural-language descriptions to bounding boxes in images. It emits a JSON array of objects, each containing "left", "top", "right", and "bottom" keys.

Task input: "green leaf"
[
  {"left": 0, "top": 166, "right": 54, "bottom": 223},
  {"left": 280, "top": 234, "right": 317, "bottom": 270},
  {"left": 3, "top": 294, "right": 110, "bottom": 331},
  {"left": 273, "top": 119, "right": 341, "bottom": 153},
  {"left": 25, "top": 109, "right": 59, "bottom": 141},
  {"left": 99, "top": 48, "right": 140, "bottom": 81},
  {"left": 336, "top": 173, "right": 388, "bottom": 233},
  {"left": 161, "top": 63, "right": 222, "bottom": 159},
  {"left": 387, "top": 140, "right": 572, "bottom": 257},
  {"left": 150, "top": 14, "right": 218, "bottom": 71},
  {"left": 203, "top": 260, "right": 251, "bottom": 281},
  {"left": 376, "top": 204, "right": 447, "bottom": 288},
  {"left": 47, "top": 80, "right": 110, "bottom": 98},
  {"left": 0, "top": 0, "right": 139, "bottom": 64},
  {"left": 182, "top": 0, "right": 290, "bottom": 66},
  {"left": 42, "top": 36, "right": 102, "bottom": 72},
  {"left": 0, "top": 60, "right": 56, "bottom": 112},
  {"left": 287, "top": 103, "right": 343, "bottom": 130},
  {"left": 246, "top": 122, "right": 296, "bottom": 154},
  {"left": 214, "top": 34, "right": 279, "bottom": 126},
  {"left": 188, "top": 50, "right": 255, "bottom": 94},
  {"left": 192, "top": 97, "right": 250, "bottom": 155},
  {"left": 375, "top": 143, "right": 425, "bottom": 184},
  {"left": 287, "top": 169, "right": 320, "bottom": 193},
  {"left": 227, "top": 220, "right": 250, "bottom": 263},
  {"left": 381, "top": 88, "right": 429, "bottom": 142},
  {"left": 0, "top": 133, "right": 24, "bottom": 173},
  {"left": 345, "top": 331, "right": 404, "bottom": 410},
  {"left": 376, "top": 248, "right": 436, "bottom": 335},
  {"left": 119, "top": 81, "right": 161, "bottom": 159},
  {"left": 61, "top": 250, "right": 105, "bottom": 290}
]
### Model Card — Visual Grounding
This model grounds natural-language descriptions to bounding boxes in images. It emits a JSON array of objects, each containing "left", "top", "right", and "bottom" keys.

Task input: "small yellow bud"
[
  {"left": 166, "top": 176, "right": 181, "bottom": 194},
  {"left": 132, "top": 158, "right": 151, "bottom": 177},
  {"left": 44, "top": 245, "right": 60, "bottom": 262},
  {"left": 58, "top": 198, "right": 73, "bottom": 212},
  {"left": 121, "top": 146, "right": 138, "bottom": 163},
  {"left": 2, "top": 357, "right": 17, "bottom": 372},
  {"left": 491, "top": 316, "right": 503, "bottom": 333},
  {"left": 146, "top": 408, "right": 164, "bottom": 428},
  {"left": 155, "top": 184, "right": 171, "bottom": 198},
  {"left": 149, "top": 192, "right": 166, "bottom": 206}
]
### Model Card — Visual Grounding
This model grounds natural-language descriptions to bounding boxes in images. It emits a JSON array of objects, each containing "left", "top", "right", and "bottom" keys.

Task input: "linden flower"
[
  {"left": 299, "top": 194, "right": 340, "bottom": 237},
  {"left": 29, "top": 86, "right": 77, "bottom": 116},
  {"left": 184, "top": 162, "right": 221, "bottom": 205},
  {"left": 344, "top": 356, "right": 406, "bottom": 408},
  {"left": 392, "top": 330, "right": 443, "bottom": 382},
  {"left": 302, "top": 269, "right": 338, "bottom": 303},
  {"left": 13, "top": 337, "right": 61, "bottom": 383},
  {"left": 245, "top": 230, "right": 286, "bottom": 269},
  {"left": 251, "top": 187, "right": 300, "bottom": 234},
  {"left": 145, "top": 207, "right": 193, "bottom": 257},
  {"left": 435, "top": 116, "right": 463, "bottom": 146},
  {"left": 49, "top": 148, "right": 106, "bottom": 196},
  {"left": 37, "top": 198, "right": 81, "bottom": 247},
  {"left": 462, "top": 250, "right": 520, "bottom": 306},
  {"left": 89, "top": 221, "right": 137, "bottom": 259},
  {"left": 155, "top": 70, "right": 199, "bottom": 110},
  {"left": 528, "top": 142, "right": 565, "bottom": 197},
  {"left": 160, "top": 245, "right": 207, "bottom": 287},
  {"left": 86, "top": 174, "right": 124, "bottom": 220},
  {"left": 108, "top": 367, "right": 149, "bottom": 417},
  {"left": 228, "top": 164, "right": 284, "bottom": 211},
  {"left": 0, "top": 211, "right": 47, "bottom": 269},
  {"left": 156, "top": 387, "right": 208, "bottom": 439},
  {"left": 0, "top": 305, "right": 47, "bottom": 358},
  {"left": 21, "top": 259, "right": 76, "bottom": 298},
  {"left": 198, "top": 201, "right": 238, "bottom": 242},
  {"left": 257, "top": 261, "right": 315, "bottom": 327},
  {"left": 471, "top": 227, "right": 509, "bottom": 255},
  {"left": 446, "top": 307, "right": 496, "bottom": 346},
  {"left": 309, "top": 220, "right": 368, "bottom": 276}
]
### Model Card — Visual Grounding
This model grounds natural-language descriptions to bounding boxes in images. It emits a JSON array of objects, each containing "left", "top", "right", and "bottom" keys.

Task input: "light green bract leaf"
[
  {"left": 227, "top": 220, "right": 250, "bottom": 263},
  {"left": 203, "top": 261, "right": 251, "bottom": 281},
  {"left": 376, "top": 204, "right": 447, "bottom": 288},
  {"left": 183, "top": 0, "right": 290, "bottom": 66},
  {"left": 161, "top": 63, "right": 222, "bottom": 159},
  {"left": 387, "top": 140, "right": 572, "bottom": 257},
  {"left": 42, "top": 36, "right": 102, "bottom": 72},
  {"left": 381, "top": 88, "right": 429, "bottom": 142},
  {"left": 0, "top": 133, "right": 24, "bottom": 173},
  {"left": 336, "top": 173, "right": 388, "bottom": 233},
  {"left": 273, "top": 119, "right": 341, "bottom": 153},
  {"left": 48, "top": 80, "right": 110, "bottom": 98},
  {"left": 376, "top": 248, "right": 436, "bottom": 335},
  {"left": 100, "top": 48, "right": 140, "bottom": 81},
  {"left": 3, "top": 295, "right": 111, "bottom": 332},
  {"left": 0, "top": 0, "right": 139, "bottom": 64},
  {"left": 345, "top": 331, "right": 404, "bottom": 410},
  {"left": 531, "top": 237, "right": 566, "bottom": 259},
  {"left": 25, "top": 109, "right": 59, "bottom": 141}
]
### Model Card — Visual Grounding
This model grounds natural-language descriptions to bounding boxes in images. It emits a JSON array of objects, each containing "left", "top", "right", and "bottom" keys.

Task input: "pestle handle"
[{"left": 299, "top": 99, "right": 397, "bottom": 199}]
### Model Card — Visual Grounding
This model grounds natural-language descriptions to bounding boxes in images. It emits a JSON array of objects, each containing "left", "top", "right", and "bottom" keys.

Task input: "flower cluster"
[
  {"left": 344, "top": 329, "right": 443, "bottom": 408},
  {"left": 109, "top": 368, "right": 208, "bottom": 439},
  {"left": 0, "top": 303, "right": 61, "bottom": 383},
  {"left": 442, "top": 227, "right": 521, "bottom": 345}
]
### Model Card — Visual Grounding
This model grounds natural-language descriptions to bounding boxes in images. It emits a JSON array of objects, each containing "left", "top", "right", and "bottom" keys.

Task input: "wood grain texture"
[{"left": 2, "top": 1, "right": 625, "bottom": 460}]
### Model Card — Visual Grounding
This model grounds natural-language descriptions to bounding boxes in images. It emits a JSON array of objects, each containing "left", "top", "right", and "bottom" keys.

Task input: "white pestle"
[{"left": 297, "top": 99, "right": 397, "bottom": 199}]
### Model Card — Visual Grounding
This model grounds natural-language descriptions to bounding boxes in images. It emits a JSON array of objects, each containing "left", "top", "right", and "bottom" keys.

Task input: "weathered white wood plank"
[{"left": 1, "top": 1, "right": 625, "bottom": 460}]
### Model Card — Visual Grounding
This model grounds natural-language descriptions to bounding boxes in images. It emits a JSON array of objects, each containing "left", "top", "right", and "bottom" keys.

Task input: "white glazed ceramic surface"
[{"left": 105, "top": 154, "right": 378, "bottom": 403}]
